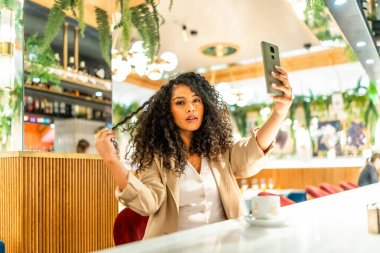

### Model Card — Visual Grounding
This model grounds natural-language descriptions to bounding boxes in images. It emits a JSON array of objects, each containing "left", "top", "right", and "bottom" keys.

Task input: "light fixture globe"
[
  {"left": 112, "top": 57, "right": 131, "bottom": 82},
  {"left": 159, "top": 51, "right": 178, "bottom": 71}
]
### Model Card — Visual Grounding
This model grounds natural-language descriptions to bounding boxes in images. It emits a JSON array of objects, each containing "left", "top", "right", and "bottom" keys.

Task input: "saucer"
[{"left": 243, "top": 214, "right": 288, "bottom": 227}]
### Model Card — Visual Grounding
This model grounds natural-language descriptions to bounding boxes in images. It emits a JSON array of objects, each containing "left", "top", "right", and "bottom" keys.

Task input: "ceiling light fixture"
[
  {"left": 356, "top": 41, "right": 366, "bottom": 47},
  {"left": 112, "top": 41, "right": 178, "bottom": 81},
  {"left": 365, "top": 59, "right": 375, "bottom": 65},
  {"left": 334, "top": 0, "right": 347, "bottom": 6},
  {"left": 201, "top": 43, "right": 239, "bottom": 58}
]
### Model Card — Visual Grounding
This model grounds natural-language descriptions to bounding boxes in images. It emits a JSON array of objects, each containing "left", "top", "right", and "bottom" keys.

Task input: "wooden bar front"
[{"left": 0, "top": 152, "right": 118, "bottom": 253}]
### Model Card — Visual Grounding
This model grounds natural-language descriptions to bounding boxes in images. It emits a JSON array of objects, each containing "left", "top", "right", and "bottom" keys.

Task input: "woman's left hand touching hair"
[{"left": 270, "top": 66, "right": 293, "bottom": 116}]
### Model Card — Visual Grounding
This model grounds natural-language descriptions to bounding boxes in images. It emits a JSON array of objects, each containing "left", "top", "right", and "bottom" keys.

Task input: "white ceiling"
[
  {"left": 113, "top": 0, "right": 367, "bottom": 107},
  {"left": 157, "top": 0, "right": 320, "bottom": 72},
  {"left": 113, "top": 62, "right": 367, "bottom": 106}
]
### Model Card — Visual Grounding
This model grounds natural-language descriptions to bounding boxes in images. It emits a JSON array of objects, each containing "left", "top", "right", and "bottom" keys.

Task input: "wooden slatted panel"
[
  {"left": 0, "top": 157, "right": 23, "bottom": 252},
  {"left": 237, "top": 167, "right": 361, "bottom": 189},
  {"left": 0, "top": 153, "right": 117, "bottom": 253}
]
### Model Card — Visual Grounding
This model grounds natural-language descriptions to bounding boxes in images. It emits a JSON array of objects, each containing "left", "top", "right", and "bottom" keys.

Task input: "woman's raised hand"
[{"left": 270, "top": 66, "right": 293, "bottom": 117}]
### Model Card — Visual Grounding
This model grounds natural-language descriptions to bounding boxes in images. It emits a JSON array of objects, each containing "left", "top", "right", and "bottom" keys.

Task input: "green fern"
[
  {"left": 114, "top": 0, "right": 132, "bottom": 51},
  {"left": 95, "top": 7, "right": 111, "bottom": 66},
  {"left": 41, "top": 0, "right": 70, "bottom": 52},
  {"left": 130, "top": 3, "right": 160, "bottom": 62},
  {"left": 77, "top": 0, "right": 85, "bottom": 36}
]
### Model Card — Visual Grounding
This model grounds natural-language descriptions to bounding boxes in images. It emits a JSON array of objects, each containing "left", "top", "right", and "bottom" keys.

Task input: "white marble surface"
[{"left": 97, "top": 183, "right": 380, "bottom": 253}]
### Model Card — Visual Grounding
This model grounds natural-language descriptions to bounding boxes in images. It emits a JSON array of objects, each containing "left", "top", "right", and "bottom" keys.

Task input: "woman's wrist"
[{"left": 272, "top": 109, "right": 288, "bottom": 120}]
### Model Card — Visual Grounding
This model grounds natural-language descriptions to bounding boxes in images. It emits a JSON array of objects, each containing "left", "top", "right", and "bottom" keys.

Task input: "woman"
[
  {"left": 95, "top": 67, "right": 293, "bottom": 239},
  {"left": 358, "top": 153, "right": 380, "bottom": 187}
]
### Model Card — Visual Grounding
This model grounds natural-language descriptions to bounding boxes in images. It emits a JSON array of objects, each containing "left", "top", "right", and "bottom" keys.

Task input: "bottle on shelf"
[
  {"left": 54, "top": 53, "right": 61, "bottom": 67},
  {"left": 68, "top": 56, "right": 76, "bottom": 71},
  {"left": 79, "top": 60, "right": 87, "bottom": 74}
]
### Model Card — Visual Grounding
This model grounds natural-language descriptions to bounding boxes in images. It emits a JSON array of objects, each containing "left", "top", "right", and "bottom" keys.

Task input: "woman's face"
[{"left": 170, "top": 84, "right": 204, "bottom": 136}]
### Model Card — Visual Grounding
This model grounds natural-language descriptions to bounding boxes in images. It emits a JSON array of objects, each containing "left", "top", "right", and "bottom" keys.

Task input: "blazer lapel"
[
  {"left": 209, "top": 159, "right": 232, "bottom": 219},
  {"left": 163, "top": 159, "right": 179, "bottom": 213}
]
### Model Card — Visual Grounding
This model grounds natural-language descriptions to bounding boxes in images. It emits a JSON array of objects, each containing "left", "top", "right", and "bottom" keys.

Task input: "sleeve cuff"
[
  {"left": 252, "top": 127, "right": 275, "bottom": 155},
  {"left": 114, "top": 172, "right": 144, "bottom": 204}
]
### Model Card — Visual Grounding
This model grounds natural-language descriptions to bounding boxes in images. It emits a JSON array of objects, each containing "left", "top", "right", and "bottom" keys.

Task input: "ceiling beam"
[
  {"left": 29, "top": 0, "right": 145, "bottom": 28},
  {"left": 203, "top": 47, "right": 351, "bottom": 84},
  {"left": 125, "top": 74, "right": 166, "bottom": 90},
  {"left": 126, "top": 47, "right": 352, "bottom": 90}
]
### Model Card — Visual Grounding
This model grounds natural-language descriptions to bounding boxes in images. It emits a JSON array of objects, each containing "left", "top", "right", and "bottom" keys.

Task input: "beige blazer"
[{"left": 116, "top": 129, "right": 271, "bottom": 239}]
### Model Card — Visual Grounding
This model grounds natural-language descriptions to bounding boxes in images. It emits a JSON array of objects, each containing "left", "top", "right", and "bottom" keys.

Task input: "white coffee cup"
[{"left": 251, "top": 195, "right": 280, "bottom": 219}]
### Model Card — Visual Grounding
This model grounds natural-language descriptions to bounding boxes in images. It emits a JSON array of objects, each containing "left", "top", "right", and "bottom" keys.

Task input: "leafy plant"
[
  {"left": 113, "top": 101, "right": 140, "bottom": 126},
  {"left": 40, "top": 0, "right": 170, "bottom": 67},
  {"left": 40, "top": 0, "right": 70, "bottom": 52},
  {"left": 364, "top": 81, "right": 379, "bottom": 144},
  {"left": 130, "top": 1, "right": 161, "bottom": 62},
  {"left": 95, "top": 8, "right": 111, "bottom": 66},
  {"left": 115, "top": 0, "right": 132, "bottom": 52},
  {"left": 26, "top": 34, "right": 60, "bottom": 86},
  {"left": 305, "top": 0, "right": 340, "bottom": 41},
  {"left": 41, "top": 0, "right": 86, "bottom": 51}
]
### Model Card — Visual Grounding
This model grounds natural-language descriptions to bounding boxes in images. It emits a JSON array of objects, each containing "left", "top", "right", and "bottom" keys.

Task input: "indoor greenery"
[
  {"left": 232, "top": 80, "right": 379, "bottom": 154},
  {"left": 112, "top": 101, "right": 140, "bottom": 126},
  {"left": 0, "top": 0, "right": 23, "bottom": 151},
  {"left": 41, "top": 0, "right": 172, "bottom": 67},
  {"left": 305, "top": 0, "right": 357, "bottom": 61},
  {"left": 26, "top": 34, "right": 60, "bottom": 86}
]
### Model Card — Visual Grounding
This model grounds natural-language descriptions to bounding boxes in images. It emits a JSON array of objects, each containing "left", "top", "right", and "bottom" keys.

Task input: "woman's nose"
[{"left": 187, "top": 104, "right": 195, "bottom": 112}]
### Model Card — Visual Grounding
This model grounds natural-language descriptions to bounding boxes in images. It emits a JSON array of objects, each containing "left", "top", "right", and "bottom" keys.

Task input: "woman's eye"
[
  {"left": 175, "top": 101, "right": 185, "bottom": 105},
  {"left": 193, "top": 98, "right": 202, "bottom": 103}
]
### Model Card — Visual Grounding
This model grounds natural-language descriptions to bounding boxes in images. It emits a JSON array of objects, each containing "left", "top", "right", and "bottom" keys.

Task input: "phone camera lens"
[{"left": 270, "top": 46, "right": 275, "bottom": 53}]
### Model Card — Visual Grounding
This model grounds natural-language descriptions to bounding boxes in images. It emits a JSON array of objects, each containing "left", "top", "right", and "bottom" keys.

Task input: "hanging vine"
[{"left": 40, "top": 0, "right": 171, "bottom": 66}]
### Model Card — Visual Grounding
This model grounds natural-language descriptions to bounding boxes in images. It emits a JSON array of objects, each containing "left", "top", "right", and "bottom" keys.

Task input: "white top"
[
  {"left": 99, "top": 183, "right": 380, "bottom": 253},
  {"left": 178, "top": 158, "right": 226, "bottom": 231}
]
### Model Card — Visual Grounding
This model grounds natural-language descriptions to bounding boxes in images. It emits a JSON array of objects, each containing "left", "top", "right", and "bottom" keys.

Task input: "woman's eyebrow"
[{"left": 172, "top": 96, "right": 185, "bottom": 101}]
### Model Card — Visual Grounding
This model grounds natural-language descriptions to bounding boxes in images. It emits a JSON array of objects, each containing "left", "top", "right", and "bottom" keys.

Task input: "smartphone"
[{"left": 261, "top": 41, "right": 284, "bottom": 96}]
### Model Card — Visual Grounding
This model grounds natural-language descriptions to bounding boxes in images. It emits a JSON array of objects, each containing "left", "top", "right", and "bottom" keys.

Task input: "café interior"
[{"left": 0, "top": 0, "right": 379, "bottom": 252}]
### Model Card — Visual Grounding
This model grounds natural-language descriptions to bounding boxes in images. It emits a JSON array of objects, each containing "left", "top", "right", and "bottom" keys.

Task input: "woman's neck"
[{"left": 180, "top": 131, "right": 193, "bottom": 152}]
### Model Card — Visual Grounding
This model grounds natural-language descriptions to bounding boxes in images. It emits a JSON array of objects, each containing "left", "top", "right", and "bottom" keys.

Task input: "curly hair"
[{"left": 113, "top": 72, "right": 234, "bottom": 174}]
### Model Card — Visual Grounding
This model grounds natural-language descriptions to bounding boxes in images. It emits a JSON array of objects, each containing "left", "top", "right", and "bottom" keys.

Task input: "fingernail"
[
  {"left": 272, "top": 83, "right": 276, "bottom": 87},
  {"left": 271, "top": 71, "right": 275, "bottom": 75},
  {"left": 275, "top": 65, "right": 279, "bottom": 68}
]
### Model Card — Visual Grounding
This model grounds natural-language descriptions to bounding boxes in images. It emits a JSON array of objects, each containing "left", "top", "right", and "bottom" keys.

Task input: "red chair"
[
  {"left": 339, "top": 181, "right": 358, "bottom": 191},
  {"left": 346, "top": 181, "right": 358, "bottom": 188},
  {"left": 113, "top": 208, "right": 149, "bottom": 245},
  {"left": 319, "top": 183, "right": 343, "bottom": 194},
  {"left": 258, "top": 191, "right": 296, "bottom": 207},
  {"left": 305, "top": 185, "right": 330, "bottom": 199}
]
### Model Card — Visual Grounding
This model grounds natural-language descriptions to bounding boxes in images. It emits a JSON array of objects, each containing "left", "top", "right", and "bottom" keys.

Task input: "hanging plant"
[
  {"left": 95, "top": 7, "right": 111, "bottom": 66},
  {"left": 364, "top": 81, "right": 379, "bottom": 144},
  {"left": 26, "top": 34, "right": 60, "bottom": 86},
  {"left": 40, "top": 0, "right": 171, "bottom": 67}
]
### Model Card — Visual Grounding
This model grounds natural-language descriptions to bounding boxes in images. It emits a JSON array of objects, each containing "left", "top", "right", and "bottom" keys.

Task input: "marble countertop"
[{"left": 97, "top": 183, "right": 380, "bottom": 253}]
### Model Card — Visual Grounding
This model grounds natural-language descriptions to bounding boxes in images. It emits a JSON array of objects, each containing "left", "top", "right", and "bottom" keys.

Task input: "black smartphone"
[{"left": 261, "top": 41, "right": 284, "bottom": 96}]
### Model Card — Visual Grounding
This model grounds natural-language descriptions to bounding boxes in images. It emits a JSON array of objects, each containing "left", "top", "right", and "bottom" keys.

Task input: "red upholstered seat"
[
  {"left": 305, "top": 185, "right": 330, "bottom": 198},
  {"left": 339, "top": 181, "right": 358, "bottom": 191},
  {"left": 319, "top": 183, "right": 343, "bottom": 194},
  {"left": 258, "top": 191, "right": 296, "bottom": 207},
  {"left": 113, "top": 208, "right": 149, "bottom": 245}
]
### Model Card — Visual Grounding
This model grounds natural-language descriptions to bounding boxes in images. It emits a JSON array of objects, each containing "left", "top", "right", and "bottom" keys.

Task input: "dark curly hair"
[{"left": 113, "top": 72, "right": 233, "bottom": 174}]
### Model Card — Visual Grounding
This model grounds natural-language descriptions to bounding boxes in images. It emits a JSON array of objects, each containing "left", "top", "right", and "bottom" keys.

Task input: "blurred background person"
[
  {"left": 76, "top": 139, "right": 90, "bottom": 154},
  {"left": 358, "top": 153, "right": 380, "bottom": 186}
]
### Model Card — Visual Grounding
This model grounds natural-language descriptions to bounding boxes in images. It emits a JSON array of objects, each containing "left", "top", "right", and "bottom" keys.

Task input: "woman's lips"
[{"left": 186, "top": 115, "right": 198, "bottom": 122}]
